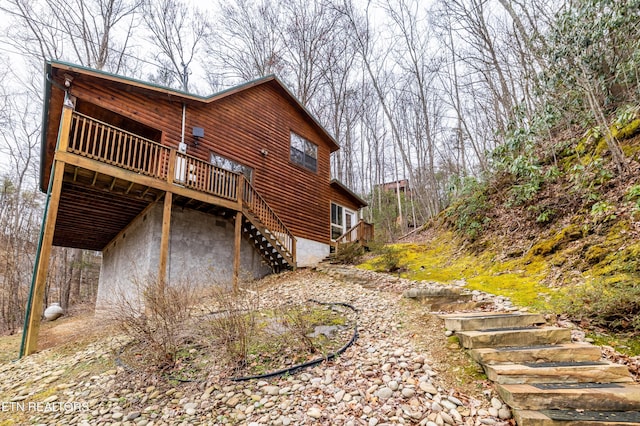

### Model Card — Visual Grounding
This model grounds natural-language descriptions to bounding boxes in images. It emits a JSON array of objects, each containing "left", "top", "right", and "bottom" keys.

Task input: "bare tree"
[
  {"left": 0, "top": 81, "right": 42, "bottom": 333},
  {"left": 1, "top": 0, "right": 141, "bottom": 73},
  {"left": 142, "top": 0, "right": 209, "bottom": 92},
  {"left": 208, "top": 0, "right": 285, "bottom": 82}
]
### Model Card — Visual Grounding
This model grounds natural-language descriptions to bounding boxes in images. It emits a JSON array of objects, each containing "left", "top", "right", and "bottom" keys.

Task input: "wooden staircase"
[
  {"left": 241, "top": 178, "right": 295, "bottom": 271},
  {"left": 241, "top": 212, "right": 294, "bottom": 272},
  {"left": 441, "top": 312, "right": 640, "bottom": 426}
]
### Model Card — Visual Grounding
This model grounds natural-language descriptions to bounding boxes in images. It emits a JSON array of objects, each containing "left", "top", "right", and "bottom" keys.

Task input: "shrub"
[
  {"left": 277, "top": 304, "right": 317, "bottom": 354},
  {"left": 114, "top": 276, "right": 201, "bottom": 370},
  {"left": 445, "top": 176, "right": 490, "bottom": 241},
  {"left": 202, "top": 285, "right": 259, "bottom": 372},
  {"left": 590, "top": 201, "right": 617, "bottom": 224},
  {"left": 559, "top": 279, "right": 640, "bottom": 334},
  {"left": 371, "top": 246, "right": 403, "bottom": 272},
  {"left": 331, "top": 242, "right": 365, "bottom": 265}
]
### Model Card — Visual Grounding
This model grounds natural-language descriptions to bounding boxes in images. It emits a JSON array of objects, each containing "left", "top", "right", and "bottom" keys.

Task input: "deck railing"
[
  {"left": 242, "top": 177, "right": 295, "bottom": 259},
  {"left": 69, "top": 111, "right": 171, "bottom": 179},
  {"left": 66, "top": 111, "right": 294, "bottom": 264},
  {"left": 68, "top": 112, "right": 239, "bottom": 201},
  {"left": 174, "top": 152, "right": 238, "bottom": 201},
  {"left": 335, "top": 219, "right": 374, "bottom": 247}
]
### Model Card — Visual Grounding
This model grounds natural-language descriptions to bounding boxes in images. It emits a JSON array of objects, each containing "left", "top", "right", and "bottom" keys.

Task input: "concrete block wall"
[{"left": 95, "top": 203, "right": 272, "bottom": 317}]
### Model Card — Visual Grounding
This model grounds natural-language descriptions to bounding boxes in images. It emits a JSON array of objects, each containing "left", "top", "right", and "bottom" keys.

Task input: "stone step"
[
  {"left": 484, "top": 361, "right": 633, "bottom": 384},
  {"left": 456, "top": 327, "right": 572, "bottom": 349},
  {"left": 403, "top": 287, "right": 469, "bottom": 298},
  {"left": 442, "top": 312, "right": 546, "bottom": 332},
  {"left": 470, "top": 343, "right": 603, "bottom": 365},
  {"left": 428, "top": 301, "right": 490, "bottom": 312},
  {"left": 497, "top": 383, "right": 640, "bottom": 411},
  {"left": 514, "top": 409, "right": 640, "bottom": 426}
]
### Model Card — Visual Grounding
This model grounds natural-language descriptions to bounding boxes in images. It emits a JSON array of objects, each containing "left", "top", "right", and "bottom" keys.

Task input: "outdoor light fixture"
[
  {"left": 260, "top": 148, "right": 269, "bottom": 157},
  {"left": 192, "top": 127, "right": 204, "bottom": 146},
  {"left": 63, "top": 73, "right": 74, "bottom": 88}
]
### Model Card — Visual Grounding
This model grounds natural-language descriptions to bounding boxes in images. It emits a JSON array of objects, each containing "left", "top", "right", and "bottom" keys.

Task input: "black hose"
[{"left": 114, "top": 299, "right": 359, "bottom": 383}]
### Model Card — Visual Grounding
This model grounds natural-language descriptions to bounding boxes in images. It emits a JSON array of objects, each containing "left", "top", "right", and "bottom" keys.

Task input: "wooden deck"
[{"left": 56, "top": 110, "right": 295, "bottom": 266}]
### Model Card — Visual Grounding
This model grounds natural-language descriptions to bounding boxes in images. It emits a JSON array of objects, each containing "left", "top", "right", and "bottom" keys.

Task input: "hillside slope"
[{"left": 365, "top": 109, "right": 640, "bottom": 354}]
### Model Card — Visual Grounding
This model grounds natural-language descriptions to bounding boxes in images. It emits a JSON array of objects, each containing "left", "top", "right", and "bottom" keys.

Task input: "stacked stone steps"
[
  {"left": 441, "top": 312, "right": 640, "bottom": 426},
  {"left": 456, "top": 327, "right": 572, "bottom": 349},
  {"left": 444, "top": 313, "right": 546, "bottom": 331},
  {"left": 403, "top": 287, "right": 488, "bottom": 312},
  {"left": 515, "top": 409, "right": 640, "bottom": 426},
  {"left": 470, "top": 344, "right": 603, "bottom": 365},
  {"left": 485, "top": 362, "right": 633, "bottom": 384},
  {"left": 497, "top": 383, "right": 640, "bottom": 411}
]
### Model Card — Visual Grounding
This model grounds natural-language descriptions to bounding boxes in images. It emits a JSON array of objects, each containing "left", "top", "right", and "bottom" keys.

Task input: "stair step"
[
  {"left": 497, "top": 383, "right": 640, "bottom": 411},
  {"left": 485, "top": 361, "right": 633, "bottom": 384},
  {"left": 443, "top": 312, "right": 546, "bottom": 331},
  {"left": 470, "top": 343, "right": 603, "bottom": 364},
  {"left": 514, "top": 409, "right": 640, "bottom": 426},
  {"left": 429, "top": 301, "right": 490, "bottom": 312},
  {"left": 457, "top": 327, "right": 572, "bottom": 349}
]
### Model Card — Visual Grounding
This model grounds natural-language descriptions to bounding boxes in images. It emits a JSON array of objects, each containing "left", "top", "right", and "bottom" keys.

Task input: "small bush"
[
  {"left": 590, "top": 201, "right": 617, "bottom": 223},
  {"left": 331, "top": 243, "right": 365, "bottom": 264},
  {"left": 114, "top": 277, "right": 201, "bottom": 370},
  {"left": 277, "top": 304, "right": 317, "bottom": 354},
  {"left": 625, "top": 184, "right": 640, "bottom": 202},
  {"left": 371, "top": 246, "right": 403, "bottom": 272},
  {"left": 202, "top": 285, "right": 259, "bottom": 372},
  {"left": 559, "top": 279, "right": 640, "bottom": 334},
  {"left": 445, "top": 176, "right": 490, "bottom": 241}
]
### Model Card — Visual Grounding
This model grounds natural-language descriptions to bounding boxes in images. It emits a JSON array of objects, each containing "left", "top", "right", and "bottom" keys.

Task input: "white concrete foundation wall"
[
  {"left": 95, "top": 203, "right": 272, "bottom": 317},
  {"left": 95, "top": 204, "right": 156, "bottom": 317},
  {"left": 295, "top": 237, "right": 331, "bottom": 267}
]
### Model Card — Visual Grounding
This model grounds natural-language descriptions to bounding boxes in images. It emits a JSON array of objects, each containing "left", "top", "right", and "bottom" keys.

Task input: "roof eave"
[
  {"left": 330, "top": 179, "right": 368, "bottom": 208},
  {"left": 39, "top": 62, "right": 54, "bottom": 193},
  {"left": 47, "top": 61, "right": 341, "bottom": 151}
]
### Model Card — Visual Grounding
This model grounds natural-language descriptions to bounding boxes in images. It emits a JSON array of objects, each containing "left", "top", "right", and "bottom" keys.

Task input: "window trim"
[
  {"left": 290, "top": 131, "right": 318, "bottom": 173},
  {"left": 210, "top": 151, "right": 253, "bottom": 182},
  {"left": 331, "top": 202, "right": 357, "bottom": 241}
]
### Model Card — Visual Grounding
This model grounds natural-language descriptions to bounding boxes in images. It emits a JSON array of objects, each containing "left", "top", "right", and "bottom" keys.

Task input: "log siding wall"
[{"left": 44, "top": 75, "right": 340, "bottom": 245}]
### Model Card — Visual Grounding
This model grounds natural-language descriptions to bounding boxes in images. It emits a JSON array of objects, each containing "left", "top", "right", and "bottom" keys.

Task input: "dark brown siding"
[{"left": 330, "top": 187, "right": 363, "bottom": 213}]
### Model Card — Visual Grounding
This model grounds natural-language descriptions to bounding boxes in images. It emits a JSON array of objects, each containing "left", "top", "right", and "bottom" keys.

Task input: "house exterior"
[
  {"left": 378, "top": 179, "right": 411, "bottom": 196},
  {"left": 22, "top": 60, "right": 370, "bottom": 356}
]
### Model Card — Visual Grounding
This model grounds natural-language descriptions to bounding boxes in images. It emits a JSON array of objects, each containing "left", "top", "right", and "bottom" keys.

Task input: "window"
[
  {"left": 331, "top": 203, "right": 344, "bottom": 240},
  {"left": 290, "top": 132, "right": 317, "bottom": 172},
  {"left": 210, "top": 152, "right": 253, "bottom": 181}
]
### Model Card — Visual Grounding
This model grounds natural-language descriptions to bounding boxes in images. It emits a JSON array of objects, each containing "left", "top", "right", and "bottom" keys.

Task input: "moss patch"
[
  {"left": 528, "top": 224, "right": 585, "bottom": 257},
  {"left": 360, "top": 233, "right": 555, "bottom": 310}
]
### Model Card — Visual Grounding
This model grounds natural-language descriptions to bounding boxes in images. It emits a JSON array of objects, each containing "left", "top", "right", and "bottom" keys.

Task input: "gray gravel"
[{"left": 0, "top": 266, "right": 513, "bottom": 425}]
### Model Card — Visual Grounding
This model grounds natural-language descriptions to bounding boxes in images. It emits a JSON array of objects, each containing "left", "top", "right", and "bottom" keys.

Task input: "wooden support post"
[
  {"left": 167, "top": 149, "right": 176, "bottom": 185},
  {"left": 233, "top": 211, "right": 242, "bottom": 292},
  {"left": 236, "top": 175, "right": 244, "bottom": 210},
  {"left": 22, "top": 103, "right": 73, "bottom": 356},
  {"left": 23, "top": 162, "right": 65, "bottom": 356},
  {"left": 291, "top": 237, "right": 296, "bottom": 270},
  {"left": 158, "top": 192, "right": 172, "bottom": 286}
]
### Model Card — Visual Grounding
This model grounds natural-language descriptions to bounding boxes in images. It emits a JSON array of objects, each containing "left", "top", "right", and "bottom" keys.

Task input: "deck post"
[
  {"left": 167, "top": 149, "right": 176, "bottom": 185},
  {"left": 158, "top": 192, "right": 173, "bottom": 285},
  {"left": 23, "top": 163, "right": 65, "bottom": 356},
  {"left": 236, "top": 175, "right": 244, "bottom": 210},
  {"left": 233, "top": 211, "right": 242, "bottom": 291},
  {"left": 291, "top": 237, "right": 296, "bottom": 270},
  {"left": 22, "top": 102, "right": 74, "bottom": 356}
]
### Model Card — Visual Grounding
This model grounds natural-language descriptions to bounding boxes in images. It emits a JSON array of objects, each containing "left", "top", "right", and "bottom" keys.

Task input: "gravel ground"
[{"left": 0, "top": 266, "right": 514, "bottom": 426}]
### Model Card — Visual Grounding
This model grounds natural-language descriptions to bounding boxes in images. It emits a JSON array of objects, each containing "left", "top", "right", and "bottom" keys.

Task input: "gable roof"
[{"left": 40, "top": 60, "right": 340, "bottom": 190}]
